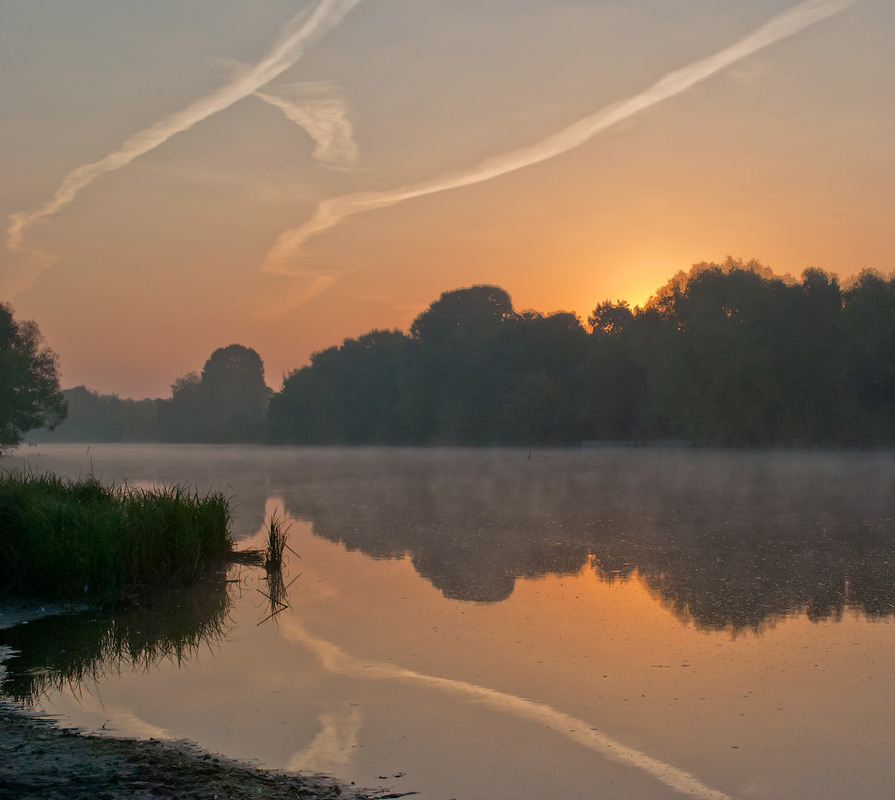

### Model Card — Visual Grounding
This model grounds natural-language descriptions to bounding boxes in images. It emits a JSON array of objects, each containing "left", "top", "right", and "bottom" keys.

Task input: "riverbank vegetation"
[
  {"left": 22, "top": 258, "right": 895, "bottom": 447},
  {"left": 0, "top": 473, "right": 234, "bottom": 601}
]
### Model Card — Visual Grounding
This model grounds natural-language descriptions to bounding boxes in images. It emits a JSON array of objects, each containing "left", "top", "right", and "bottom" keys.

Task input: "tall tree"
[
  {"left": 407, "top": 285, "right": 519, "bottom": 442},
  {"left": 0, "top": 303, "right": 66, "bottom": 448},
  {"left": 580, "top": 302, "right": 648, "bottom": 441},
  {"left": 497, "top": 311, "right": 588, "bottom": 444},
  {"left": 199, "top": 345, "right": 271, "bottom": 442},
  {"left": 842, "top": 270, "right": 895, "bottom": 442},
  {"left": 163, "top": 345, "right": 270, "bottom": 442},
  {"left": 266, "top": 330, "right": 411, "bottom": 444},
  {"left": 162, "top": 371, "right": 206, "bottom": 441},
  {"left": 409, "top": 285, "right": 516, "bottom": 346}
]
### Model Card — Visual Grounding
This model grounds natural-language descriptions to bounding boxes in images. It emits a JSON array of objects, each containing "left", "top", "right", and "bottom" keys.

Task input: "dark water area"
[{"left": 2, "top": 444, "right": 894, "bottom": 800}]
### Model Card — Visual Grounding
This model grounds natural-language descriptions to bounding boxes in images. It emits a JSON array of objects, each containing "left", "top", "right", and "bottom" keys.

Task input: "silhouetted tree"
[
  {"left": 0, "top": 303, "right": 65, "bottom": 448},
  {"left": 403, "top": 286, "right": 521, "bottom": 443},
  {"left": 786, "top": 267, "right": 846, "bottom": 442},
  {"left": 409, "top": 285, "right": 516, "bottom": 345},
  {"left": 266, "top": 330, "right": 410, "bottom": 444},
  {"left": 497, "top": 311, "right": 588, "bottom": 443},
  {"left": 163, "top": 371, "right": 205, "bottom": 441},
  {"left": 161, "top": 346, "right": 270, "bottom": 442},
  {"left": 587, "top": 299, "right": 634, "bottom": 336},
  {"left": 200, "top": 345, "right": 271, "bottom": 442},
  {"left": 841, "top": 270, "right": 895, "bottom": 442}
]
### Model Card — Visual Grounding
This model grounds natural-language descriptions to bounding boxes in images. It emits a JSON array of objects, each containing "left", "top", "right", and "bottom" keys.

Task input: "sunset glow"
[{"left": 2, "top": 0, "right": 892, "bottom": 398}]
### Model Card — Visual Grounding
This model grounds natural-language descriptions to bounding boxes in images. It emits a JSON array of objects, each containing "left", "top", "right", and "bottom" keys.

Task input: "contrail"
[
  {"left": 255, "top": 83, "right": 359, "bottom": 170},
  {"left": 281, "top": 615, "right": 738, "bottom": 800},
  {"left": 6, "top": 0, "right": 364, "bottom": 250},
  {"left": 263, "top": 0, "right": 860, "bottom": 274}
]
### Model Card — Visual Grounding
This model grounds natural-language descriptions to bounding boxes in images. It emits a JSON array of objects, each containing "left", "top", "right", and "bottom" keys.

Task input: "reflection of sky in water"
[{"left": 3, "top": 444, "right": 894, "bottom": 800}]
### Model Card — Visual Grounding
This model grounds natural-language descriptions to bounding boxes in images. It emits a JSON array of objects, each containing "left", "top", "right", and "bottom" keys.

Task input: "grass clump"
[
  {"left": 257, "top": 512, "right": 300, "bottom": 625},
  {"left": 0, "top": 472, "right": 233, "bottom": 602},
  {"left": 262, "top": 512, "right": 295, "bottom": 572}
]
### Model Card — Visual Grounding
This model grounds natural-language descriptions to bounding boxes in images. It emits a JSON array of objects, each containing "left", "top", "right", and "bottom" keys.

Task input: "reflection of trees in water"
[
  {"left": 0, "top": 577, "right": 233, "bottom": 705},
  {"left": 282, "top": 450, "right": 594, "bottom": 603},
  {"left": 599, "top": 523, "right": 894, "bottom": 631},
  {"left": 13, "top": 447, "right": 893, "bottom": 637},
  {"left": 278, "top": 449, "right": 895, "bottom": 630}
]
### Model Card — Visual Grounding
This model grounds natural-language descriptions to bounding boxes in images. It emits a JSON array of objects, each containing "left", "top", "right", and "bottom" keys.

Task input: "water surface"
[{"left": 3, "top": 444, "right": 894, "bottom": 800}]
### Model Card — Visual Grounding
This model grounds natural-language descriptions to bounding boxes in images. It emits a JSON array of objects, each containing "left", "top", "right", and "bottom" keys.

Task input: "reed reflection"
[
  {"left": 276, "top": 449, "right": 895, "bottom": 630},
  {"left": 0, "top": 577, "right": 233, "bottom": 705}
]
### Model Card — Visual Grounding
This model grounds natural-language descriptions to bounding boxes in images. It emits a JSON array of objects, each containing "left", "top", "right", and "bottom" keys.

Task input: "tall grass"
[
  {"left": 262, "top": 511, "right": 294, "bottom": 571},
  {"left": 0, "top": 472, "right": 233, "bottom": 601},
  {"left": 255, "top": 511, "right": 300, "bottom": 625}
]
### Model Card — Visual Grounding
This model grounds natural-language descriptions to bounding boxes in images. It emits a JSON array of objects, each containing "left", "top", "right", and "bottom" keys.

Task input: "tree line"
[
  {"left": 10, "top": 257, "right": 895, "bottom": 447},
  {"left": 25, "top": 344, "right": 272, "bottom": 445},
  {"left": 267, "top": 259, "right": 895, "bottom": 446}
]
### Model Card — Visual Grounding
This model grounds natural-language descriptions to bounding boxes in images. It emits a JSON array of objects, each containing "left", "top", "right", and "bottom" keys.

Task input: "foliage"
[
  {"left": 164, "top": 344, "right": 271, "bottom": 442},
  {"left": 0, "top": 303, "right": 66, "bottom": 447},
  {"left": 36, "top": 344, "right": 271, "bottom": 444},
  {"left": 410, "top": 284, "right": 517, "bottom": 344},
  {"left": 267, "top": 329, "right": 412, "bottom": 444},
  {"left": 263, "top": 262, "right": 895, "bottom": 447},
  {"left": 27, "top": 386, "right": 161, "bottom": 442},
  {"left": 0, "top": 472, "right": 233, "bottom": 600},
  {"left": 27, "top": 261, "right": 895, "bottom": 447}
]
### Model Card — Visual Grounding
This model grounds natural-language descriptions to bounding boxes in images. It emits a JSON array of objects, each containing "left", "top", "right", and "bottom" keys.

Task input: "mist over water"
[
  {"left": 288, "top": 447, "right": 895, "bottom": 629},
  {"left": 23, "top": 443, "right": 892, "bottom": 624},
  {"left": 3, "top": 444, "right": 894, "bottom": 800}
]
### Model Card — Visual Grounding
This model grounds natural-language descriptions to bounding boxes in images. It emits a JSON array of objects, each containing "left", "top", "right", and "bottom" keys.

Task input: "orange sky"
[{"left": 2, "top": 0, "right": 893, "bottom": 398}]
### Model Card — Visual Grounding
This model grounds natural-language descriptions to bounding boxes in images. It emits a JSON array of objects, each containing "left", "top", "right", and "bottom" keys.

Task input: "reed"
[
  {"left": 253, "top": 511, "right": 300, "bottom": 625},
  {"left": 0, "top": 471, "right": 234, "bottom": 601},
  {"left": 262, "top": 511, "right": 294, "bottom": 572}
]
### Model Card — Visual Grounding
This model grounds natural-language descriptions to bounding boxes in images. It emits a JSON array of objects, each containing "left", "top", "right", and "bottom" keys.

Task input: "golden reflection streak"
[{"left": 279, "top": 616, "right": 738, "bottom": 800}]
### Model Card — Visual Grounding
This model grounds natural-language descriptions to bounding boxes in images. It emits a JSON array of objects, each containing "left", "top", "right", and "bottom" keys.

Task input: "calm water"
[{"left": 2, "top": 444, "right": 894, "bottom": 800}]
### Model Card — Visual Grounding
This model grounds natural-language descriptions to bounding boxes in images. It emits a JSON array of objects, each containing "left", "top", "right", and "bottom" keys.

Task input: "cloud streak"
[
  {"left": 256, "top": 83, "right": 360, "bottom": 170},
  {"left": 263, "top": 0, "right": 860, "bottom": 274},
  {"left": 6, "top": 0, "right": 364, "bottom": 252}
]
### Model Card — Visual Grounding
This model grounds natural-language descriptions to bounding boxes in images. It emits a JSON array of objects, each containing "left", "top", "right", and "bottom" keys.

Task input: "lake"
[{"left": 2, "top": 444, "right": 894, "bottom": 800}]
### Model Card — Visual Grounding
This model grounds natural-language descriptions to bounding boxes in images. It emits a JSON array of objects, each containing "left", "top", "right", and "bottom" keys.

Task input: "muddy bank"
[{"left": 1, "top": 706, "right": 407, "bottom": 800}]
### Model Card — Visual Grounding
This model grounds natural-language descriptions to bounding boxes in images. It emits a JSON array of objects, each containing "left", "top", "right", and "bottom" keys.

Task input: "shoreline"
[
  {"left": 0, "top": 603, "right": 407, "bottom": 800},
  {"left": 0, "top": 705, "right": 393, "bottom": 800}
]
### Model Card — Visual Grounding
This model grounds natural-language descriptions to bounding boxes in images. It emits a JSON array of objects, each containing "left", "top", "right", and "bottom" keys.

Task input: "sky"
[{"left": 2, "top": 0, "right": 893, "bottom": 399}]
